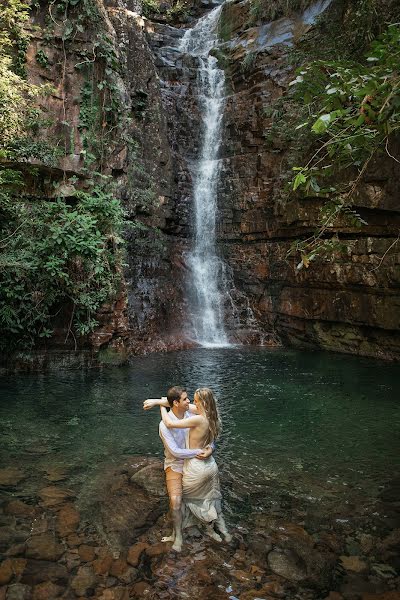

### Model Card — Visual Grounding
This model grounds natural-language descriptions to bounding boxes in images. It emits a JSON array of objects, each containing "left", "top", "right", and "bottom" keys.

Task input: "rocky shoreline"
[{"left": 0, "top": 456, "right": 399, "bottom": 599}]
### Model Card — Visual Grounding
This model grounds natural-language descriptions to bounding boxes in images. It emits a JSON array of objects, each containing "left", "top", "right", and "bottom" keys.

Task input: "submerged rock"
[
  {"left": 55, "top": 504, "right": 80, "bottom": 537},
  {"left": 130, "top": 462, "right": 166, "bottom": 497},
  {"left": 268, "top": 548, "right": 307, "bottom": 581},
  {"left": 31, "top": 581, "right": 63, "bottom": 600},
  {"left": 70, "top": 565, "right": 98, "bottom": 596},
  {"left": 38, "top": 486, "right": 74, "bottom": 507},
  {"left": 340, "top": 555, "right": 368, "bottom": 573},
  {"left": 4, "top": 502, "right": 35, "bottom": 518},
  {"left": 80, "top": 460, "right": 166, "bottom": 550},
  {"left": 25, "top": 534, "right": 64, "bottom": 562},
  {"left": 20, "top": 560, "right": 68, "bottom": 585},
  {"left": 0, "top": 469, "right": 25, "bottom": 487},
  {"left": 5, "top": 584, "right": 32, "bottom": 600}
]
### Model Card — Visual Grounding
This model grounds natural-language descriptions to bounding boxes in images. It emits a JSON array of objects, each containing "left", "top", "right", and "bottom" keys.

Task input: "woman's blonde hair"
[{"left": 194, "top": 387, "right": 221, "bottom": 445}]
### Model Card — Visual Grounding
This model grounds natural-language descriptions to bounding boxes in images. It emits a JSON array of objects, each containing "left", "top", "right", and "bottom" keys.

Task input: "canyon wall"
[
  {"left": 213, "top": 0, "right": 400, "bottom": 360},
  {"left": 146, "top": 0, "right": 400, "bottom": 360},
  {"left": 3, "top": 0, "right": 399, "bottom": 367},
  {"left": 3, "top": 0, "right": 191, "bottom": 369}
]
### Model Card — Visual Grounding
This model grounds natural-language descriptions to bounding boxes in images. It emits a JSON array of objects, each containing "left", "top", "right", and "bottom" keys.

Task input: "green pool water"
[{"left": 1, "top": 347, "right": 400, "bottom": 521}]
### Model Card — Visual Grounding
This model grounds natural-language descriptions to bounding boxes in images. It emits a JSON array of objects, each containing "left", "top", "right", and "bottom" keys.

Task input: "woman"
[{"left": 160, "top": 387, "right": 231, "bottom": 545}]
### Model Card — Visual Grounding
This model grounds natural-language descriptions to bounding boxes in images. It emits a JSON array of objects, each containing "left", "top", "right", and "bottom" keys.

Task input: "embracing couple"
[{"left": 143, "top": 386, "right": 231, "bottom": 552}]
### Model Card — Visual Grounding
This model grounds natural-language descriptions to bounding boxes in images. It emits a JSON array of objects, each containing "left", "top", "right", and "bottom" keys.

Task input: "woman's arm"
[{"left": 160, "top": 406, "right": 203, "bottom": 429}]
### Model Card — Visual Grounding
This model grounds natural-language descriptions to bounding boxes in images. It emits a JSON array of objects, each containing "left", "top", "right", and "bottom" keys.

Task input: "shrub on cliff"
[
  {"left": 0, "top": 176, "right": 125, "bottom": 351},
  {"left": 289, "top": 24, "right": 400, "bottom": 268}
]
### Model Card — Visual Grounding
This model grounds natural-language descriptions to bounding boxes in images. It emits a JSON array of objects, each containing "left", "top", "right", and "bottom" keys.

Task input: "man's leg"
[{"left": 164, "top": 468, "right": 183, "bottom": 552}]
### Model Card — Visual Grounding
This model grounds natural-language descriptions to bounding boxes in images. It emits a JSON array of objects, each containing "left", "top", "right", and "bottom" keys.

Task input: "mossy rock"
[{"left": 98, "top": 347, "right": 128, "bottom": 366}]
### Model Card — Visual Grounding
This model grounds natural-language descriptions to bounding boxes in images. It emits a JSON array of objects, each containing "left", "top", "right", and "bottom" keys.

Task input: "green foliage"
[
  {"left": 0, "top": 0, "right": 54, "bottom": 162},
  {"left": 35, "top": 49, "right": 50, "bottom": 68},
  {"left": 0, "top": 0, "right": 31, "bottom": 77},
  {"left": 166, "top": 0, "right": 189, "bottom": 21},
  {"left": 241, "top": 51, "right": 259, "bottom": 73},
  {"left": 140, "top": 0, "right": 189, "bottom": 21},
  {"left": 248, "top": 0, "right": 312, "bottom": 25},
  {"left": 289, "top": 24, "right": 400, "bottom": 269},
  {"left": 141, "top": 0, "right": 161, "bottom": 17},
  {"left": 78, "top": 78, "right": 102, "bottom": 165},
  {"left": 0, "top": 173, "right": 125, "bottom": 350}
]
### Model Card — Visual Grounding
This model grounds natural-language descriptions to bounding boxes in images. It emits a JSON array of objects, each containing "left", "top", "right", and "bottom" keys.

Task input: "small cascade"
[{"left": 179, "top": 6, "right": 232, "bottom": 348}]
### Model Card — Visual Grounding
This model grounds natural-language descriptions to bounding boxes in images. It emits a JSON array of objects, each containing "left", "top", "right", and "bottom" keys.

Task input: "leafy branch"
[{"left": 288, "top": 24, "right": 400, "bottom": 269}]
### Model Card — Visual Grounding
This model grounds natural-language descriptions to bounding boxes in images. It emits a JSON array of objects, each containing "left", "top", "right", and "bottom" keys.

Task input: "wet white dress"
[{"left": 182, "top": 430, "right": 222, "bottom": 526}]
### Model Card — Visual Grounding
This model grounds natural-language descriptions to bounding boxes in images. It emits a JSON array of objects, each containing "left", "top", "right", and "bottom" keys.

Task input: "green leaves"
[
  {"left": 288, "top": 24, "right": 400, "bottom": 267},
  {"left": 311, "top": 113, "right": 333, "bottom": 134},
  {"left": 293, "top": 171, "right": 307, "bottom": 190},
  {"left": 0, "top": 175, "right": 125, "bottom": 351}
]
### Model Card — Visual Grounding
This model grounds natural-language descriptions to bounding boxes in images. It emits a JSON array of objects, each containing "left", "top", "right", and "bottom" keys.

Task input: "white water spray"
[{"left": 180, "top": 6, "right": 231, "bottom": 347}]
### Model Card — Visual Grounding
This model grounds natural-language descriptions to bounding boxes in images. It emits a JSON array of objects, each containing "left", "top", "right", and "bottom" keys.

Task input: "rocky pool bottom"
[{"left": 0, "top": 348, "right": 399, "bottom": 599}]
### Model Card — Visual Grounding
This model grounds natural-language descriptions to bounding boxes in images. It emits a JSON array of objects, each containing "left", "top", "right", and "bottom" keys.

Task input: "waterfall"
[{"left": 180, "top": 6, "right": 231, "bottom": 348}]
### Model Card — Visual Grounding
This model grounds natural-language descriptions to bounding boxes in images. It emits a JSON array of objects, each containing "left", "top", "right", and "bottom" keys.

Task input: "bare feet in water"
[
  {"left": 206, "top": 524, "right": 222, "bottom": 542},
  {"left": 172, "top": 535, "right": 182, "bottom": 552}
]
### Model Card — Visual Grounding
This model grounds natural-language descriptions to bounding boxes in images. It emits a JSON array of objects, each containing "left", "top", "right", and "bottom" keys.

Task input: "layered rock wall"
[
  {"left": 145, "top": 0, "right": 400, "bottom": 360},
  {"left": 214, "top": 0, "right": 400, "bottom": 360},
  {"left": 7, "top": 0, "right": 400, "bottom": 366},
  {"left": 5, "top": 0, "right": 192, "bottom": 368}
]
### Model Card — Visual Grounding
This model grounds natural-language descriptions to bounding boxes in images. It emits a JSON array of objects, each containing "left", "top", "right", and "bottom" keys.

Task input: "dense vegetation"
[
  {"left": 258, "top": 0, "right": 400, "bottom": 268},
  {"left": 290, "top": 24, "right": 400, "bottom": 268},
  {"left": 0, "top": 0, "right": 125, "bottom": 354}
]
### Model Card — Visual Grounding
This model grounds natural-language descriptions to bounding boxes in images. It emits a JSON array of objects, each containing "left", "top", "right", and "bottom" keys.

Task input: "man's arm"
[
  {"left": 160, "top": 425, "right": 203, "bottom": 459},
  {"left": 144, "top": 398, "right": 198, "bottom": 413},
  {"left": 143, "top": 397, "right": 168, "bottom": 410}
]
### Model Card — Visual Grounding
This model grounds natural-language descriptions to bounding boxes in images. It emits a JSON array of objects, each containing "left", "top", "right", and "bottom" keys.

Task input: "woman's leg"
[{"left": 215, "top": 512, "right": 232, "bottom": 542}]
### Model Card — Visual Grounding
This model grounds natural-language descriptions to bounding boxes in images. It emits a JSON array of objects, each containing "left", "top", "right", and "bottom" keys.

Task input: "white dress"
[{"left": 182, "top": 430, "right": 222, "bottom": 526}]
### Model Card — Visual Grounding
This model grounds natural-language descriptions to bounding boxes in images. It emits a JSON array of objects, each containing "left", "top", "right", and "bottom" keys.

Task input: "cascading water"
[{"left": 179, "top": 6, "right": 231, "bottom": 347}]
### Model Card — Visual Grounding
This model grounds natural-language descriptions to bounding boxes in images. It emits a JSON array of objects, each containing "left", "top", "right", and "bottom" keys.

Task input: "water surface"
[{"left": 1, "top": 348, "right": 400, "bottom": 522}]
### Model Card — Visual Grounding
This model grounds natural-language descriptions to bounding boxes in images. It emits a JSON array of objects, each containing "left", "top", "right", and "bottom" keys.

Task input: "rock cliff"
[
  {"left": 3, "top": 0, "right": 400, "bottom": 366},
  {"left": 145, "top": 0, "right": 400, "bottom": 360},
  {"left": 213, "top": 0, "right": 400, "bottom": 360}
]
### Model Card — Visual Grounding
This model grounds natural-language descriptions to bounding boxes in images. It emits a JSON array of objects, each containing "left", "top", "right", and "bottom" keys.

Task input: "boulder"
[
  {"left": 70, "top": 565, "right": 98, "bottom": 597},
  {"left": 264, "top": 520, "right": 336, "bottom": 590},
  {"left": 85, "top": 461, "right": 165, "bottom": 549},
  {"left": 5, "top": 584, "right": 32, "bottom": 600},
  {"left": 130, "top": 462, "right": 166, "bottom": 497}
]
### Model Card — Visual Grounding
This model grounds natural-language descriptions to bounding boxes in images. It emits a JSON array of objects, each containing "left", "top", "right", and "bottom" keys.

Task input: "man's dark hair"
[{"left": 167, "top": 386, "right": 186, "bottom": 408}]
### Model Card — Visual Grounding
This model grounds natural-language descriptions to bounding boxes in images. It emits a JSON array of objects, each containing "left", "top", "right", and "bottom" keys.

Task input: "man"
[{"left": 143, "top": 386, "right": 213, "bottom": 552}]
